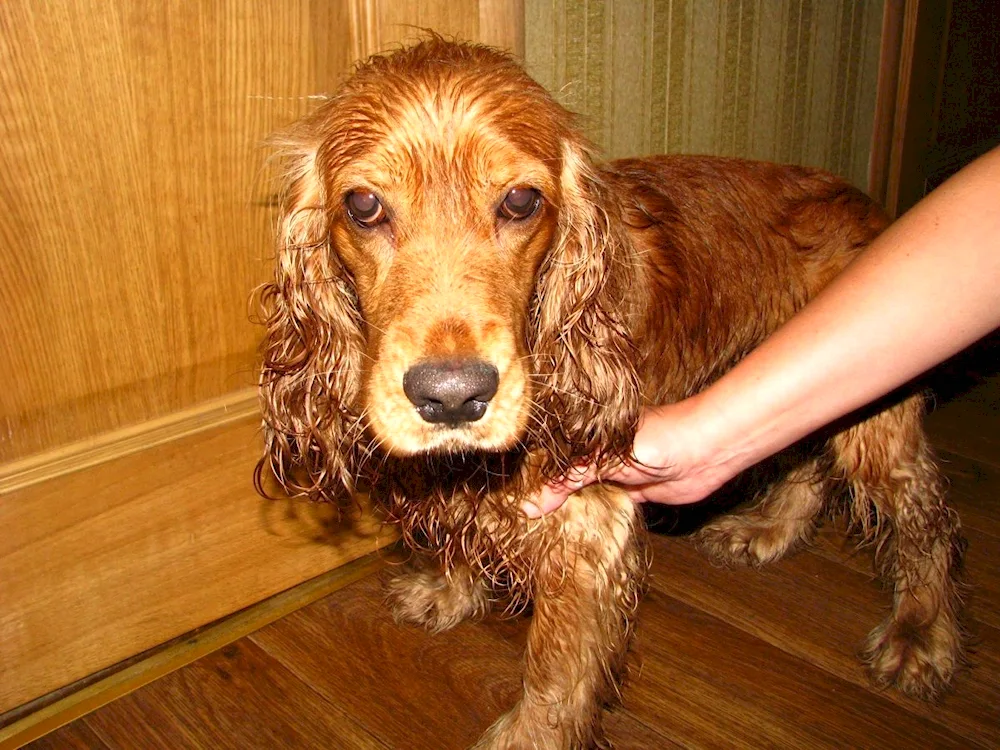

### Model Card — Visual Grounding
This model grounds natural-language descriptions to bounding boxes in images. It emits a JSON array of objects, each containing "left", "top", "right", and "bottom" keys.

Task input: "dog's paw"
[
  {"left": 470, "top": 708, "right": 519, "bottom": 750},
  {"left": 862, "top": 616, "right": 962, "bottom": 700},
  {"left": 385, "top": 569, "right": 489, "bottom": 633},
  {"left": 692, "top": 515, "right": 796, "bottom": 567},
  {"left": 471, "top": 702, "right": 596, "bottom": 750}
]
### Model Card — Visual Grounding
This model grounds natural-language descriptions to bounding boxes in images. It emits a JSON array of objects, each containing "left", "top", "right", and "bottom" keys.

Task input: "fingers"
[
  {"left": 521, "top": 484, "right": 566, "bottom": 519},
  {"left": 521, "top": 453, "right": 694, "bottom": 518},
  {"left": 521, "top": 458, "right": 666, "bottom": 518},
  {"left": 521, "top": 464, "right": 598, "bottom": 518}
]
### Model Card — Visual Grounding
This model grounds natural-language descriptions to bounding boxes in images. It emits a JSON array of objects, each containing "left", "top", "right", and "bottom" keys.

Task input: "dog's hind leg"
[
  {"left": 694, "top": 458, "right": 828, "bottom": 567},
  {"left": 385, "top": 559, "right": 492, "bottom": 633},
  {"left": 830, "top": 393, "right": 965, "bottom": 699},
  {"left": 474, "top": 485, "right": 648, "bottom": 750}
]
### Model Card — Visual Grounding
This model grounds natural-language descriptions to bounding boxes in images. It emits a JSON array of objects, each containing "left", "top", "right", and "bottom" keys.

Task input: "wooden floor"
[{"left": 26, "top": 374, "right": 1000, "bottom": 749}]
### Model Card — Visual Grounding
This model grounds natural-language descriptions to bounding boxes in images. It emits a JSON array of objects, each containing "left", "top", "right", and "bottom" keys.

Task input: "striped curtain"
[{"left": 525, "top": 0, "right": 884, "bottom": 190}]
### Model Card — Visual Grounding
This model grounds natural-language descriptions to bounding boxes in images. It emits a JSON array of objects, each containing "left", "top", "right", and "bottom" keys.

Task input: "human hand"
[{"left": 522, "top": 398, "right": 738, "bottom": 517}]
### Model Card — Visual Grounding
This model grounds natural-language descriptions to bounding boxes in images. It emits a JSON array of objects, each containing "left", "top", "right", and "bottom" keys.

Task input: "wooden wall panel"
[
  {"left": 356, "top": 0, "right": 525, "bottom": 58},
  {"left": 0, "top": 417, "right": 391, "bottom": 714},
  {"left": 0, "top": 1, "right": 349, "bottom": 462}
]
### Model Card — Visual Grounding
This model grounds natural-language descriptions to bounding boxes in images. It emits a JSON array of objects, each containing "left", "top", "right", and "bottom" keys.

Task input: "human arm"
[{"left": 525, "top": 145, "right": 1000, "bottom": 516}]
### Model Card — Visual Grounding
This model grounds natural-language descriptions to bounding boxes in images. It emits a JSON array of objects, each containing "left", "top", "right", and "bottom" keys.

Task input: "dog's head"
[{"left": 258, "top": 38, "right": 641, "bottom": 502}]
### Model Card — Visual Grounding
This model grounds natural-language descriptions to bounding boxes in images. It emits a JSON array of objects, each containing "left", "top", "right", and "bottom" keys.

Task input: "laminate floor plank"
[
  {"left": 23, "top": 520, "right": 999, "bottom": 750},
  {"left": 927, "top": 376, "right": 1000, "bottom": 468},
  {"left": 937, "top": 449, "right": 1000, "bottom": 539},
  {"left": 22, "top": 721, "right": 109, "bottom": 750},
  {"left": 248, "top": 575, "right": 525, "bottom": 750},
  {"left": 602, "top": 712, "right": 686, "bottom": 750},
  {"left": 645, "top": 533, "right": 1000, "bottom": 746},
  {"left": 246, "top": 574, "right": 677, "bottom": 750},
  {"left": 625, "top": 588, "right": 970, "bottom": 749},
  {"left": 81, "top": 639, "right": 384, "bottom": 750},
  {"left": 808, "top": 518, "right": 999, "bottom": 631}
]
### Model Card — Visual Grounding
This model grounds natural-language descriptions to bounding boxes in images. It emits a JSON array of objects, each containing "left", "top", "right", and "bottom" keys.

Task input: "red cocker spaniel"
[{"left": 257, "top": 38, "right": 964, "bottom": 749}]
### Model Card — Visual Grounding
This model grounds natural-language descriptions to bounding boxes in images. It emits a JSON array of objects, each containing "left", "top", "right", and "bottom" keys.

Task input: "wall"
[{"left": 525, "top": 0, "right": 884, "bottom": 191}]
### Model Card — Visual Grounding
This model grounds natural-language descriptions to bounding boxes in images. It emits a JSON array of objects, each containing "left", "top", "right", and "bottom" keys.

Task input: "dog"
[{"left": 256, "top": 37, "right": 965, "bottom": 749}]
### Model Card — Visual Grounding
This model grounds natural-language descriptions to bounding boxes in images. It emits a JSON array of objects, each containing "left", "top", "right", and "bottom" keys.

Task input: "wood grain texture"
[
  {"left": 373, "top": 0, "right": 523, "bottom": 54},
  {"left": 0, "top": 1, "right": 349, "bottom": 462},
  {"left": 480, "top": 0, "right": 526, "bottom": 58},
  {"left": 0, "top": 415, "right": 393, "bottom": 714},
  {"left": 0, "top": 0, "right": 521, "bottom": 724},
  {"left": 0, "top": 549, "right": 390, "bottom": 747},
  {"left": 350, "top": 0, "right": 382, "bottom": 61},
  {"left": 19, "top": 722, "right": 110, "bottom": 750},
  {"left": 626, "top": 588, "right": 969, "bottom": 748},
  {"left": 250, "top": 576, "right": 524, "bottom": 750},
  {"left": 647, "top": 535, "right": 1000, "bottom": 745},
  {"left": 83, "top": 640, "right": 387, "bottom": 750},
  {"left": 0, "top": 388, "right": 257, "bottom": 495},
  {"left": 251, "top": 575, "right": 679, "bottom": 750}
]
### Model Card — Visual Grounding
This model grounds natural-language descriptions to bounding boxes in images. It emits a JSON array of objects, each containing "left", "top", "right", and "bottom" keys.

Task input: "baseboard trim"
[
  {"left": 0, "top": 388, "right": 259, "bottom": 495},
  {"left": 0, "top": 545, "right": 398, "bottom": 749}
]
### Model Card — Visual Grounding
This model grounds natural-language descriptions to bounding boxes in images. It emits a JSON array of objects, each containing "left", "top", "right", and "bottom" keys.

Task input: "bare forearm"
[{"left": 697, "top": 146, "right": 1000, "bottom": 479}]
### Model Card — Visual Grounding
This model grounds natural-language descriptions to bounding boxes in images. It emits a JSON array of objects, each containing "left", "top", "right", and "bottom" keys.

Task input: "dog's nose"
[{"left": 403, "top": 359, "right": 499, "bottom": 424}]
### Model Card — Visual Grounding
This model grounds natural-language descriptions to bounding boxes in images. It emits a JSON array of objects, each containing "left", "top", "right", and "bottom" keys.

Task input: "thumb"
[
  {"left": 521, "top": 463, "right": 602, "bottom": 518},
  {"left": 521, "top": 482, "right": 571, "bottom": 518}
]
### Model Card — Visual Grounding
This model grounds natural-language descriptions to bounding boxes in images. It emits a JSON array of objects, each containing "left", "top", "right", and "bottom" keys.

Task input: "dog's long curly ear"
[
  {"left": 256, "top": 133, "right": 365, "bottom": 503},
  {"left": 529, "top": 139, "right": 642, "bottom": 477}
]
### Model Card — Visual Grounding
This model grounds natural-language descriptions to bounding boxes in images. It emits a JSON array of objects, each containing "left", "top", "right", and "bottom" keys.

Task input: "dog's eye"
[
  {"left": 498, "top": 187, "right": 541, "bottom": 221},
  {"left": 346, "top": 191, "right": 386, "bottom": 227}
]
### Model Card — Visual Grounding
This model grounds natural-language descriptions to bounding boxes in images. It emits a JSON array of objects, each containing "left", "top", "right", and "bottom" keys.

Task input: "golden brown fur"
[{"left": 257, "top": 38, "right": 965, "bottom": 748}]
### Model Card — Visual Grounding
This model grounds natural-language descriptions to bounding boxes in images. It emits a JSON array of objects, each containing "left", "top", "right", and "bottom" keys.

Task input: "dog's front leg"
[{"left": 474, "top": 486, "right": 648, "bottom": 750}]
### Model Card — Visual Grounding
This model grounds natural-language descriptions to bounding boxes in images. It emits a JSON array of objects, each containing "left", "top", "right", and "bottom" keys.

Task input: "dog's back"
[{"left": 604, "top": 154, "right": 890, "bottom": 400}]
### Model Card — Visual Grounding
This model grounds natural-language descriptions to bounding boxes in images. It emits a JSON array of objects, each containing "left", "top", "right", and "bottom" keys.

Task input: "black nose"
[{"left": 402, "top": 359, "right": 500, "bottom": 424}]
